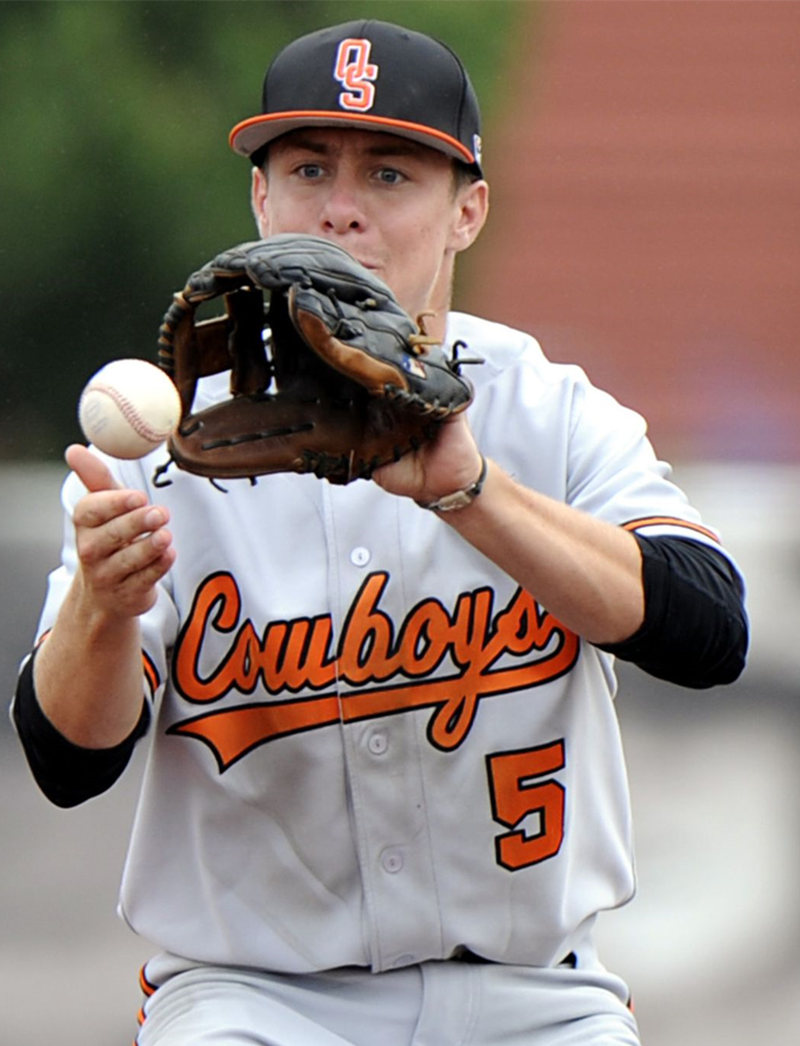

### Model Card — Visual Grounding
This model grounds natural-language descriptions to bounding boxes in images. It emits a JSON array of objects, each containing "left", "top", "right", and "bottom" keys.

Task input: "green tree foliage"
[{"left": 0, "top": 0, "right": 526, "bottom": 459}]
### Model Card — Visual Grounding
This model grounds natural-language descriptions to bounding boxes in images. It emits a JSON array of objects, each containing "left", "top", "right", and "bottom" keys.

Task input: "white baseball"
[{"left": 78, "top": 358, "right": 181, "bottom": 459}]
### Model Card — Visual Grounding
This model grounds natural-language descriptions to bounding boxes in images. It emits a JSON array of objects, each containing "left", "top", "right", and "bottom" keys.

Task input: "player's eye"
[
  {"left": 296, "top": 163, "right": 325, "bottom": 180},
  {"left": 375, "top": 167, "right": 406, "bottom": 186}
]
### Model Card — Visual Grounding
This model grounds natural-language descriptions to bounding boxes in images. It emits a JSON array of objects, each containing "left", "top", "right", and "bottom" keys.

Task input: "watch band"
[{"left": 419, "top": 454, "right": 488, "bottom": 513}]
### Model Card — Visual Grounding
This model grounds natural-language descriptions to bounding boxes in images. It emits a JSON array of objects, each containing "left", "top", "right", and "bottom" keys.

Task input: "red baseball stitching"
[{"left": 88, "top": 383, "right": 169, "bottom": 443}]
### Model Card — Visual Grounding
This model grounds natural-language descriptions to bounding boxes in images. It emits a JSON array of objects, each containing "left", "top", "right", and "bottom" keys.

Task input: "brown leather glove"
[{"left": 156, "top": 235, "right": 475, "bottom": 485}]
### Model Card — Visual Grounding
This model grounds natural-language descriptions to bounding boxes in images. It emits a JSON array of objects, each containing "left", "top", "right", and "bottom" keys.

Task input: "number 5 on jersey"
[{"left": 486, "top": 740, "right": 566, "bottom": 871}]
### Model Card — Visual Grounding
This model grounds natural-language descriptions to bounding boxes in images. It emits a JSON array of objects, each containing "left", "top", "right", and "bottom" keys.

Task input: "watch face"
[
  {"left": 431, "top": 489, "right": 475, "bottom": 512},
  {"left": 422, "top": 456, "right": 487, "bottom": 511}
]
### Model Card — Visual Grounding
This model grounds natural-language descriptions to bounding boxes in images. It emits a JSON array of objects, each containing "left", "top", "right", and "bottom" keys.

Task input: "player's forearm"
[
  {"left": 441, "top": 460, "right": 645, "bottom": 645},
  {"left": 33, "top": 579, "right": 146, "bottom": 749}
]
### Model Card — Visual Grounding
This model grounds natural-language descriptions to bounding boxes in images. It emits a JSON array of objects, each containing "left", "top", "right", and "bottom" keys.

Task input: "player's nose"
[{"left": 319, "top": 181, "right": 367, "bottom": 234}]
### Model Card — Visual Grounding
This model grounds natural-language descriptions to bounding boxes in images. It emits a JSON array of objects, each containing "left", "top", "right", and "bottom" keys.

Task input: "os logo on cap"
[{"left": 334, "top": 38, "right": 379, "bottom": 112}]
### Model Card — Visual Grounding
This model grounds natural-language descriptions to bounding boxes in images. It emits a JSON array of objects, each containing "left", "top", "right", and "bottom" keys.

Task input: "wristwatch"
[{"left": 419, "top": 455, "right": 488, "bottom": 513}]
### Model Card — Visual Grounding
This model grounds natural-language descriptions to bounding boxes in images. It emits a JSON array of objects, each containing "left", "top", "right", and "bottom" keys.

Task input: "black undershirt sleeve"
[
  {"left": 598, "top": 533, "right": 748, "bottom": 688},
  {"left": 12, "top": 647, "right": 151, "bottom": 808}
]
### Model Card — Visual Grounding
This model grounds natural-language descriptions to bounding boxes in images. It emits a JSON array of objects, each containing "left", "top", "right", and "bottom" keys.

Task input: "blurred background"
[{"left": 1, "top": 1, "right": 798, "bottom": 1042}]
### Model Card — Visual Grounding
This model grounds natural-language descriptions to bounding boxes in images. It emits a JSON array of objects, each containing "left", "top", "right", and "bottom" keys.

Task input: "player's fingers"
[
  {"left": 65, "top": 443, "right": 121, "bottom": 493},
  {"left": 374, "top": 415, "right": 480, "bottom": 502},
  {"left": 372, "top": 451, "right": 423, "bottom": 495},
  {"left": 109, "top": 531, "right": 176, "bottom": 593},
  {"left": 115, "top": 561, "right": 176, "bottom": 616},
  {"left": 77, "top": 529, "right": 175, "bottom": 616},
  {"left": 125, "top": 542, "right": 177, "bottom": 597},
  {"left": 75, "top": 513, "right": 174, "bottom": 609},
  {"left": 73, "top": 490, "right": 152, "bottom": 531},
  {"left": 75, "top": 503, "right": 170, "bottom": 559},
  {"left": 68, "top": 443, "right": 152, "bottom": 530}
]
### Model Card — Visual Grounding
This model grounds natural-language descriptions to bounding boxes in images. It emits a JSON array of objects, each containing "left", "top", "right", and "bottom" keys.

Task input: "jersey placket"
[{"left": 323, "top": 483, "right": 444, "bottom": 971}]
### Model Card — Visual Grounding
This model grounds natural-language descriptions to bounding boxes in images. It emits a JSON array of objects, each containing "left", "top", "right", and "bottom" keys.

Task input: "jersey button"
[
  {"left": 367, "top": 731, "right": 388, "bottom": 755},
  {"left": 380, "top": 848, "right": 404, "bottom": 874},
  {"left": 350, "top": 546, "right": 371, "bottom": 567}
]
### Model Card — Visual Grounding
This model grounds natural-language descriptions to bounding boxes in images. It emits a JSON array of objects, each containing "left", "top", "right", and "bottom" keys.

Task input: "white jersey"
[{"left": 33, "top": 313, "right": 729, "bottom": 977}]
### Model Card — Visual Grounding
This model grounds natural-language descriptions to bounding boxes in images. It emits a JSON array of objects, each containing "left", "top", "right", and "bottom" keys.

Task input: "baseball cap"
[{"left": 229, "top": 20, "right": 483, "bottom": 176}]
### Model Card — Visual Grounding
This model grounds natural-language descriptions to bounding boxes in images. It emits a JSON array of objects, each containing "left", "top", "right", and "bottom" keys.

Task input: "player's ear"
[
  {"left": 448, "top": 179, "right": 489, "bottom": 253},
  {"left": 251, "top": 167, "right": 271, "bottom": 238}
]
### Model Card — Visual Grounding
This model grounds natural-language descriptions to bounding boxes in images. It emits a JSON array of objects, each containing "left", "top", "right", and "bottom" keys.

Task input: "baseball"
[{"left": 78, "top": 358, "right": 181, "bottom": 459}]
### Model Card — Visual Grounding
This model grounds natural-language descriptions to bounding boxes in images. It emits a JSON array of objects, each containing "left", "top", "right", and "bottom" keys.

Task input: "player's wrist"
[{"left": 417, "top": 454, "right": 488, "bottom": 513}]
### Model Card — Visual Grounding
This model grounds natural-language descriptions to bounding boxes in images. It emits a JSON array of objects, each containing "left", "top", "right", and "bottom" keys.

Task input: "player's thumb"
[{"left": 65, "top": 443, "right": 121, "bottom": 493}]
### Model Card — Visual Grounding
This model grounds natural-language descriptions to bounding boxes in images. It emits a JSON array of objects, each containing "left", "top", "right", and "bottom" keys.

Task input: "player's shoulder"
[
  {"left": 448, "top": 310, "right": 650, "bottom": 442},
  {"left": 446, "top": 311, "right": 593, "bottom": 401},
  {"left": 446, "top": 312, "right": 546, "bottom": 374}
]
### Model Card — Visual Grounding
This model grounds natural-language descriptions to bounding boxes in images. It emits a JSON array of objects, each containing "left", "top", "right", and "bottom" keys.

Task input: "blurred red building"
[{"left": 466, "top": 0, "right": 800, "bottom": 463}]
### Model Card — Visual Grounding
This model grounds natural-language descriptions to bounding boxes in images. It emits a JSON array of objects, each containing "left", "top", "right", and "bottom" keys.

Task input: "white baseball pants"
[{"left": 136, "top": 956, "right": 640, "bottom": 1045}]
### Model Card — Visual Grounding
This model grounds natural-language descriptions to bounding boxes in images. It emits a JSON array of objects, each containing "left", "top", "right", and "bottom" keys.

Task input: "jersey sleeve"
[
  {"left": 561, "top": 371, "right": 747, "bottom": 684},
  {"left": 459, "top": 316, "right": 727, "bottom": 548},
  {"left": 564, "top": 379, "right": 706, "bottom": 534}
]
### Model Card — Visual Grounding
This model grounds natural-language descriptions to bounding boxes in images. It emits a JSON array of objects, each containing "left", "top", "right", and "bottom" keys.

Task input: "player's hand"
[
  {"left": 372, "top": 413, "right": 484, "bottom": 507},
  {"left": 65, "top": 444, "right": 176, "bottom": 618}
]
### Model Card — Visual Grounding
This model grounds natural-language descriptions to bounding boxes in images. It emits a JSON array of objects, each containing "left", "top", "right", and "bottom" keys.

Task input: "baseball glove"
[{"left": 155, "top": 235, "right": 476, "bottom": 485}]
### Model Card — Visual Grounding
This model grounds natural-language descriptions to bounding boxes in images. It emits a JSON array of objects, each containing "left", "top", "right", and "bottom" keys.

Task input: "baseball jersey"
[{"left": 33, "top": 312, "right": 733, "bottom": 977}]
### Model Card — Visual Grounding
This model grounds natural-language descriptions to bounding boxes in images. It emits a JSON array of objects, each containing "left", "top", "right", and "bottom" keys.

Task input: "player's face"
[{"left": 251, "top": 129, "right": 487, "bottom": 328}]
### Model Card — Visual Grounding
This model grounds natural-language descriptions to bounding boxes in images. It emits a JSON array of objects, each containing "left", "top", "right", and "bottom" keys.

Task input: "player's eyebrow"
[
  {"left": 365, "top": 144, "right": 431, "bottom": 162},
  {"left": 275, "top": 134, "right": 329, "bottom": 156},
  {"left": 275, "top": 131, "right": 430, "bottom": 161}
]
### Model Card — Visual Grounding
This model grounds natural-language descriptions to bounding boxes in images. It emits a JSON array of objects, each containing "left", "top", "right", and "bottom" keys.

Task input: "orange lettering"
[
  {"left": 394, "top": 600, "right": 451, "bottom": 677},
  {"left": 338, "top": 573, "right": 401, "bottom": 684},
  {"left": 170, "top": 572, "right": 581, "bottom": 769},
  {"left": 173, "top": 573, "right": 337, "bottom": 702},
  {"left": 261, "top": 617, "right": 336, "bottom": 693},
  {"left": 174, "top": 573, "right": 245, "bottom": 702}
]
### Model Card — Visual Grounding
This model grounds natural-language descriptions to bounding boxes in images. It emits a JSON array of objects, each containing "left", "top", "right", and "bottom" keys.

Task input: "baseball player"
[{"left": 12, "top": 19, "right": 747, "bottom": 1046}]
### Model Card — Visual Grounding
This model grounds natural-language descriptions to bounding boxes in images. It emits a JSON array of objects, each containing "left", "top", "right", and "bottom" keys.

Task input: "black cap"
[{"left": 229, "top": 20, "right": 483, "bottom": 176}]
